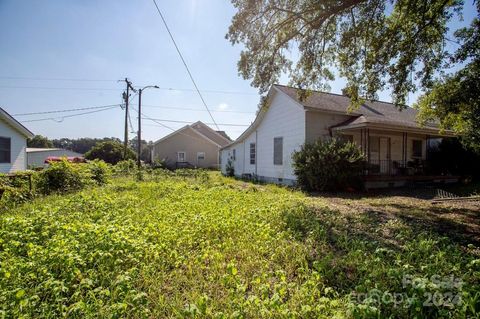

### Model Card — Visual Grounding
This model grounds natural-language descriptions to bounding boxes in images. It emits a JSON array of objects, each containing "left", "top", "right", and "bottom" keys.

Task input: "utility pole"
[
  {"left": 123, "top": 78, "right": 136, "bottom": 159},
  {"left": 137, "top": 85, "right": 159, "bottom": 170},
  {"left": 137, "top": 88, "right": 142, "bottom": 170}
]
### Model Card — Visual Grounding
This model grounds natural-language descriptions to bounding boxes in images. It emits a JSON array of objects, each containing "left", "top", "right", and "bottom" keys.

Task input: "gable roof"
[
  {"left": 223, "top": 84, "right": 452, "bottom": 149},
  {"left": 153, "top": 121, "right": 228, "bottom": 148},
  {"left": 0, "top": 107, "right": 34, "bottom": 138},
  {"left": 189, "top": 121, "right": 231, "bottom": 146},
  {"left": 274, "top": 84, "right": 434, "bottom": 129}
]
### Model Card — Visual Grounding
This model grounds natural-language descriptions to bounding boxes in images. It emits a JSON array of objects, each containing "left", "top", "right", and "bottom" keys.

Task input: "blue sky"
[{"left": 0, "top": 0, "right": 476, "bottom": 141}]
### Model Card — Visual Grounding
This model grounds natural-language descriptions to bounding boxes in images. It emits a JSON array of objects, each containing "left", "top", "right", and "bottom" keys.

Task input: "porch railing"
[{"left": 363, "top": 159, "right": 427, "bottom": 176}]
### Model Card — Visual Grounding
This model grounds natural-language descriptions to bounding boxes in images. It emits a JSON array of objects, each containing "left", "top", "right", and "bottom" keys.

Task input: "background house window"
[
  {"left": 412, "top": 140, "right": 422, "bottom": 158},
  {"left": 340, "top": 135, "right": 354, "bottom": 143},
  {"left": 177, "top": 151, "right": 186, "bottom": 162},
  {"left": 250, "top": 143, "right": 256, "bottom": 165},
  {"left": 232, "top": 149, "right": 236, "bottom": 161},
  {"left": 197, "top": 152, "right": 205, "bottom": 160},
  {"left": 273, "top": 137, "right": 283, "bottom": 165},
  {"left": 0, "top": 137, "right": 11, "bottom": 163}
]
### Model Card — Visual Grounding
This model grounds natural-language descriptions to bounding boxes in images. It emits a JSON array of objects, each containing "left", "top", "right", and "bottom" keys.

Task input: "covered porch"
[{"left": 331, "top": 120, "right": 459, "bottom": 187}]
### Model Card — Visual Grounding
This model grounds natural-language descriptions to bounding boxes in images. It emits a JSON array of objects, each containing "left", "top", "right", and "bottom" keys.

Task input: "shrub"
[
  {"left": 86, "top": 159, "right": 111, "bottom": 185},
  {"left": 225, "top": 158, "right": 235, "bottom": 177},
  {"left": 0, "top": 173, "right": 34, "bottom": 208},
  {"left": 113, "top": 159, "right": 137, "bottom": 175},
  {"left": 292, "top": 138, "right": 365, "bottom": 191},
  {"left": 35, "top": 160, "right": 92, "bottom": 194}
]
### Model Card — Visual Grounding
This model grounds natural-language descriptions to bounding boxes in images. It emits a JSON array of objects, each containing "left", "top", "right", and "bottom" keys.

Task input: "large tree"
[
  {"left": 227, "top": 0, "right": 465, "bottom": 106},
  {"left": 416, "top": 9, "right": 480, "bottom": 151},
  {"left": 85, "top": 141, "right": 135, "bottom": 165}
]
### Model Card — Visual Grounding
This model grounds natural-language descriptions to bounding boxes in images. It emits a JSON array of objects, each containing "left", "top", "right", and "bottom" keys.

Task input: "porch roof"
[{"left": 331, "top": 115, "right": 455, "bottom": 136}]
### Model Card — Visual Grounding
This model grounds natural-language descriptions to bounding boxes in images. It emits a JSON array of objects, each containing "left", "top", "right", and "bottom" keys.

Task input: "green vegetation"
[
  {"left": 292, "top": 139, "right": 365, "bottom": 191},
  {"left": 85, "top": 141, "right": 136, "bottom": 165},
  {"left": 1, "top": 172, "right": 479, "bottom": 318}
]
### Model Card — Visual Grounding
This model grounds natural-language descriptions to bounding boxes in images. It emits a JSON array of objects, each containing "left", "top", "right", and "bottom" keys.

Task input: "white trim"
[
  {"left": 0, "top": 107, "right": 34, "bottom": 138},
  {"left": 177, "top": 151, "right": 186, "bottom": 162}
]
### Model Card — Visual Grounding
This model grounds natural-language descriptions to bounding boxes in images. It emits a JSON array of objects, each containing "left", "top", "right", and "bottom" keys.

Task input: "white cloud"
[{"left": 218, "top": 103, "right": 228, "bottom": 110}]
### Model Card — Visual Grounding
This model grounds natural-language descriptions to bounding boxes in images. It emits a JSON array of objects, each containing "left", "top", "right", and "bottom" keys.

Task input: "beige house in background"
[{"left": 152, "top": 121, "right": 231, "bottom": 169}]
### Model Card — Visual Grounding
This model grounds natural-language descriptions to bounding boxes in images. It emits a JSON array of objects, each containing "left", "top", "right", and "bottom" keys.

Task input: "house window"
[
  {"left": 232, "top": 149, "right": 236, "bottom": 161},
  {"left": 250, "top": 143, "right": 256, "bottom": 165},
  {"left": 0, "top": 137, "right": 11, "bottom": 163},
  {"left": 197, "top": 152, "right": 205, "bottom": 160},
  {"left": 340, "top": 134, "right": 354, "bottom": 143},
  {"left": 412, "top": 140, "right": 422, "bottom": 158},
  {"left": 177, "top": 152, "right": 186, "bottom": 162},
  {"left": 273, "top": 137, "right": 283, "bottom": 165}
]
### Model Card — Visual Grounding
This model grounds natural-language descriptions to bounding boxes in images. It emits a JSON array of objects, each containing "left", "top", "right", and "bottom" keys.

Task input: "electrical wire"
[
  {"left": 134, "top": 104, "right": 255, "bottom": 114},
  {"left": 20, "top": 105, "right": 120, "bottom": 123},
  {"left": 151, "top": 0, "right": 220, "bottom": 130},
  {"left": 142, "top": 118, "right": 249, "bottom": 127},
  {"left": 0, "top": 76, "right": 117, "bottom": 82},
  {"left": 12, "top": 104, "right": 121, "bottom": 116}
]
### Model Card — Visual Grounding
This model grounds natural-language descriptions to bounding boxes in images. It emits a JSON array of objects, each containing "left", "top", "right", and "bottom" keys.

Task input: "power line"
[
  {"left": 20, "top": 105, "right": 120, "bottom": 123},
  {"left": 12, "top": 104, "right": 121, "bottom": 116},
  {"left": 135, "top": 104, "right": 255, "bottom": 114},
  {"left": 0, "top": 76, "right": 117, "bottom": 82},
  {"left": 0, "top": 85, "right": 256, "bottom": 95},
  {"left": 142, "top": 117, "right": 249, "bottom": 127},
  {"left": 151, "top": 0, "right": 220, "bottom": 130}
]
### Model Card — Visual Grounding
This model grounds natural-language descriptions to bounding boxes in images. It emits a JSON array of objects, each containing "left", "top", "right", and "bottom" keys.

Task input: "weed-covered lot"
[{"left": 1, "top": 172, "right": 479, "bottom": 318}]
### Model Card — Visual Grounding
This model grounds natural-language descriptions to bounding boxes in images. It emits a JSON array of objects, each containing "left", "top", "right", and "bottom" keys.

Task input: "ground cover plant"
[{"left": 0, "top": 172, "right": 479, "bottom": 318}]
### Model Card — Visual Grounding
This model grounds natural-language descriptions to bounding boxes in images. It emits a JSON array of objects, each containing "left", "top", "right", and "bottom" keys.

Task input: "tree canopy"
[
  {"left": 85, "top": 141, "right": 135, "bottom": 165},
  {"left": 416, "top": 9, "right": 480, "bottom": 151},
  {"left": 227, "top": 0, "right": 465, "bottom": 106},
  {"left": 27, "top": 135, "right": 53, "bottom": 148}
]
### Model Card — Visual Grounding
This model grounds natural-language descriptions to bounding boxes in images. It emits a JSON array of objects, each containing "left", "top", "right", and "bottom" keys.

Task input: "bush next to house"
[{"left": 292, "top": 138, "right": 365, "bottom": 191}]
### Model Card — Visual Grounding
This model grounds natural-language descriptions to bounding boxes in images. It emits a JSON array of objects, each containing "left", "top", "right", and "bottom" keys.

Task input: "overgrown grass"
[{"left": 0, "top": 173, "right": 478, "bottom": 318}]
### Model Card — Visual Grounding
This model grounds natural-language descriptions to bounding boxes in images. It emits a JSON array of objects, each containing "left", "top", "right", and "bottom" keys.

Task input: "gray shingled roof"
[{"left": 274, "top": 84, "right": 438, "bottom": 129}]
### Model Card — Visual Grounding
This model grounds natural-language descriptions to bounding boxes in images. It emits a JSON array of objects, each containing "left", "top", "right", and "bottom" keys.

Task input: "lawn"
[{"left": 1, "top": 172, "right": 479, "bottom": 318}]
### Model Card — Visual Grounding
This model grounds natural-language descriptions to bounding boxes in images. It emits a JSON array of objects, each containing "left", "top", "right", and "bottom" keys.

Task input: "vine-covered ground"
[{"left": 1, "top": 173, "right": 479, "bottom": 318}]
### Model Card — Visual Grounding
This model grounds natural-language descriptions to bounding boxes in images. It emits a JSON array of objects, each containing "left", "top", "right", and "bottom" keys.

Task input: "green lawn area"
[{"left": 1, "top": 172, "right": 479, "bottom": 318}]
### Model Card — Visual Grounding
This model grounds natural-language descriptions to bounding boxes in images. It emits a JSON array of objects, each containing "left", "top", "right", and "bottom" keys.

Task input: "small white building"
[
  {"left": 0, "top": 107, "right": 34, "bottom": 173},
  {"left": 26, "top": 148, "right": 84, "bottom": 168},
  {"left": 221, "top": 84, "right": 455, "bottom": 187}
]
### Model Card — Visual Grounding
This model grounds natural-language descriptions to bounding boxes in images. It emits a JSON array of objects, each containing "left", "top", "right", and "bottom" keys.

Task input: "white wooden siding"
[
  {"left": 221, "top": 90, "right": 306, "bottom": 181},
  {"left": 0, "top": 119, "right": 27, "bottom": 173}
]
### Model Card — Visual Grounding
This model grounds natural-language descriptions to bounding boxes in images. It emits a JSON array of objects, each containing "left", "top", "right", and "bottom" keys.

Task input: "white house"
[
  {"left": 26, "top": 148, "right": 84, "bottom": 168},
  {"left": 0, "top": 107, "right": 34, "bottom": 173},
  {"left": 220, "top": 84, "right": 455, "bottom": 187}
]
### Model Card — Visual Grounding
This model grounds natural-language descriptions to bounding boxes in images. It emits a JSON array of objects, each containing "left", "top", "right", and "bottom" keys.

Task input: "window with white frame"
[
  {"left": 232, "top": 149, "right": 236, "bottom": 161},
  {"left": 0, "top": 137, "right": 11, "bottom": 163},
  {"left": 273, "top": 137, "right": 283, "bottom": 165},
  {"left": 250, "top": 143, "right": 256, "bottom": 165},
  {"left": 177, "top": 151, "right": 186, "bottom": 162},
  {"left": 197, "top": 152, "right": 205, "bottom": 160}
]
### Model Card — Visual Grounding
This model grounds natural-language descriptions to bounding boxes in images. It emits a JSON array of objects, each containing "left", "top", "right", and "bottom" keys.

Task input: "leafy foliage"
[
  {"left": 292, "top": 138, "right": 365, "bottom": 191},
  {"left": 86, "top": 159, "right": 111, "bottom": 185},
  {"left": 416, "top": 9, "right": 480, "bottom": 152},
  {"left": 85, "top": 141, "right": 135, "bottom": 165},
  {"left": 227, "top": 0, "right": 464, "bottom": 106},
  {"left": 35, "top": 160, "right": 93, "bottom": 194},
  {"left": 27, "top": 135, "right": 53, "bottom": 148},
  {"left": 0, "top": 174, "right": 478, "bottom": 317},
  {"left": 52, "top": 137, "right": 122, "bottom": 154},
  {"left": 225, "top": 157, "right": 235, "bottom": 177}
]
